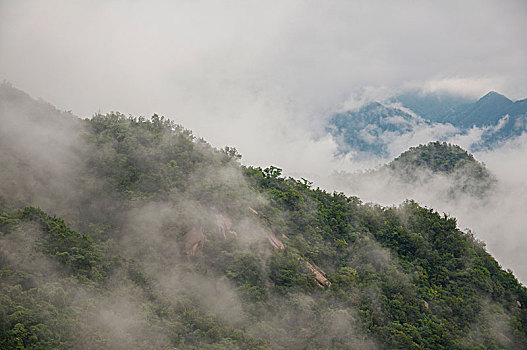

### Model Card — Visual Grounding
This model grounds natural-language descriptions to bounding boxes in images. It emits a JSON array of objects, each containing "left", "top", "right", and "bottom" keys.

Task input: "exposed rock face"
[
  {"left": 247, "top": 207, "right": 287, "bottom": 250},
  {"left": 183, "top": 227, "right": 206, "bottom": 256},
  {"left": 247, "top": 206, "right": 331, "bottom": 288},
  {"left": 265, "top": 278, "right": 275, "bottom": 287},
  {"left": 267, "top": 231, "right": 286, "bottom": 250},
  {"left": 304, "top": 261, "right": 331, "bottom": 288},
  {"left": 215, "top": 214, "right": 237, "bottom": 239},
  {"left": 182, "top": 212, "right": 238, "bottom": 256}
]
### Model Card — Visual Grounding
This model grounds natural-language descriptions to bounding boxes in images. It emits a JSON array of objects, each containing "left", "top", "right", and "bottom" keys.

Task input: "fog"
[
  {"left": 1, "top": 0, "right": 526, "bottom": 176},
  {"left": 0, "top": 0, "right": 525, "bottom": 285},
  {"left": 326, "top": 132, "right": 527, "bottom": 283},
  {"left": 1, "top": 2, "right": 527, "bottom": 346},
  {"left": 1, "top": 83, "right": 386, "bottom": 347}
]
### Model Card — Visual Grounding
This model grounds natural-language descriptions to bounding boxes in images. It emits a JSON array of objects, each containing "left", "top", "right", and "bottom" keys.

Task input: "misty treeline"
[
  {"left": 330, "top": 141, "right": 496, "bottom": 202},
  {"left": 1, "top": 84, "right": 526, "bottom": 349}
]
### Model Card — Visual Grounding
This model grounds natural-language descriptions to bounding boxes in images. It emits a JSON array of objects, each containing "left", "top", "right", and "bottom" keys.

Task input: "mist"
[
  {"left": 326, "top": 133, "right": 527, "bottom": 284},
  {"left": 1, "top": 83, "right": 388, "bottom": 348},
  {"left": 1, "top": 0, "right": 526, "bottom": 177},
  {"left": 1, "top": 1, "right": 527, "bottom": 347}
]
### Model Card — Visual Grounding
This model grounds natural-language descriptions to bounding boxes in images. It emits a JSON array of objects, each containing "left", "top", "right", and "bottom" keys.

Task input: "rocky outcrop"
[
  {"left": 183, "top": 207, "right": 333, "bottom": 289},
  {"left": 215, "top": 214, "right": 237, "bottom": 239},
  {"left": 304, "top": 261, "right": 331, "bottom": 288},
  {"left": 247, "top": 206, "right": 331, "bottom": 288},
  {"left": 182, "top": 212, "right": 238, "bottom": 256},
  {"left": 267, "top": 231, "right": 286, "bottom": 250},
  {"left": 183, "top": 226, "right": 207, "bottom": 256},
  {"left": 265, "top": 278, "right": 275, "bottom": 287}
]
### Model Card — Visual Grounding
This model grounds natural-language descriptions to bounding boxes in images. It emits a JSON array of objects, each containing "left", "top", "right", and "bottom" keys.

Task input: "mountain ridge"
[
  {"left": 1, "top": 84, "right": 526, "bottom": 349},
  {"left": 328, "top": 90, "right": 527, "bottom": 157}
]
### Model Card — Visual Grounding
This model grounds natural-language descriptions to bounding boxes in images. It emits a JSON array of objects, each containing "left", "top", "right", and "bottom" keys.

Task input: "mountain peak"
[
  {"left": 390, "top": 141, "right": 476, "bottom": 173},
  {"left": 484, "top": 91, "right": 502, "bottom": 96},
  {"left": 478, "top": 91, "right": 512, "bottom": 104},
  {"left": 387, "top": 141, "right": 496, "bottom": 196}
]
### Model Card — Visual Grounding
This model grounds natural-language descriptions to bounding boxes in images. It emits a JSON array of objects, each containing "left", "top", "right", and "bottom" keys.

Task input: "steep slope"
[
  {"left": 445, "top": 91, "right": 514, "bottom": 127},
  {"left": 506, "top": 98, "right": 527, "bottom": 117},
  {"left": 0, "top": 83, "right": 86, "bottom": 216},
  {"left": 328, "top": 101, "right": 436, "bottom": 157},
  {"left": 475, "top": 97, "right": 527, "bottom": 148},
  {"left": 393, "top": 91, "right": 474, "bottom": 123},
  {"left": 1, "top": 84, "right": 526, "bottom": 349}
]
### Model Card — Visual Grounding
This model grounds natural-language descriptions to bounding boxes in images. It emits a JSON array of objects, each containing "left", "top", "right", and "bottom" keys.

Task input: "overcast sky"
[{"left": 1, "top": 0, "right": 526, "bottom": 174}]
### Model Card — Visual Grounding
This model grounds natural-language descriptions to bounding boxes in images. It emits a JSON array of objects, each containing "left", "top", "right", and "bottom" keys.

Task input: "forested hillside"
[
  {"left": 330, "top": 141, "right": 496, "bottom": 204},
  {"left": 1, "top": 84, "right": 526, "bottom": 349},
  {"left": 387, "top": 142, "right": 496, "bottom": 197}
]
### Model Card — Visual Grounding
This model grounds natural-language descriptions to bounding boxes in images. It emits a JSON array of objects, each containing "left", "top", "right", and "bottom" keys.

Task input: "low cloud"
[
  {"left": 421, "top": 77, "right": 506, "bottom": 99},
  {"left": 326, "top": 133, "right": 527, "bottom": 284},
  {"left": 1, "top": 1, "right": 526, "bottom": 178}
]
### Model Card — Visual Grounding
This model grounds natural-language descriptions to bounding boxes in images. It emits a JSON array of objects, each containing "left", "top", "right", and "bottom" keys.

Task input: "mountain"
[
  {"left": 506, "top": 97, "right": 527, "bottom": 117},
  {"left": 389, "top": 142, "right": 495, "bottom": 197},
  {"left": 443, "top": 91, "right": 514, "bottom": 127},
  {"left": 1, "top": 83, "right": 527, "bottom": 349},
  {"left": 327, "top": 91, "right": 527, "bottom": 158},
  {"left": 330, "top": 142, "right": 496, "bottom": 204},
  {"left": 395, "top": 91, "right": 520, "bottom": 128},
  {"left": 393, "top": 91, "right": 474, "bottom": 123},
  {"left": 328, "top": 101, "right": 434, "bottom": 157},
  {"left": 389, "top": 142, "right": 485, "bottom": 173}
]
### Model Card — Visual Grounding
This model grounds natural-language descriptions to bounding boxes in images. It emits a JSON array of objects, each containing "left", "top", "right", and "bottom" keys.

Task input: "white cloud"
[
  {"left": 326, "top": 133, "right": 527, "bottom": 284},
  {"left": 1, "top": 0, "right": 526, "bottom": 177},
  {"left": 421, "top": 77, "right": 506, "bottom": 98}
]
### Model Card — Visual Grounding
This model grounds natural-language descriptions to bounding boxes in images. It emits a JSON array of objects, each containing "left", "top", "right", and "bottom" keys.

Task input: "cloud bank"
[
  {"left": 1, "top": 0, "right": 526, "bottom": 176},
  {"left": 326, "top": 133, "right": 527, "bottom": 283}
]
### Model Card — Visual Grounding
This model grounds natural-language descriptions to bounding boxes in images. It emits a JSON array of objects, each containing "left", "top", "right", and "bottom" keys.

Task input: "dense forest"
[{"left": 1, "top": 84, "right": 526, "bottom": 349}]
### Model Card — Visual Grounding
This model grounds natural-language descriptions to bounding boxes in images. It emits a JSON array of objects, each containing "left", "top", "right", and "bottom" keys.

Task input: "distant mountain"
[
  {"left": 328, "top": 91, "right": 527, "bottom": 157},
  {"left": 392, "top": 91, "right": 474, "bottom": 123},
  {"left": 506, "top": 97, "right": 527, "bottom": 117},
  {"left": 328, "top": 101, "right": 435, "bottom": 157},
  {"left": 395, "top": 91, "right": 522, "bottom": 128},
  {"left": 389, "top": 141, "right": 490, "bottom": 175},
  {"left": 388, "top": 142, "right": 496, "bottom": 197},
  {"left": 331, "top": 142, "right": 496, "bottom": 200},
  {"left": 443, "top": 91, "right": 513, "bottom": 127}
]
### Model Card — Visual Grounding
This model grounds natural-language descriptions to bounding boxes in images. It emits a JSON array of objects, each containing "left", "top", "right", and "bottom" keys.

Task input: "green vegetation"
[
  {"left": 390, "top": 141, "right": 487, "bottom": 174},
  {"left": 1, "top": 85, "right": 526, "bottom": 349},
  {"left": 387, "top": 141, "right": 496, "bottom": 197}
]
